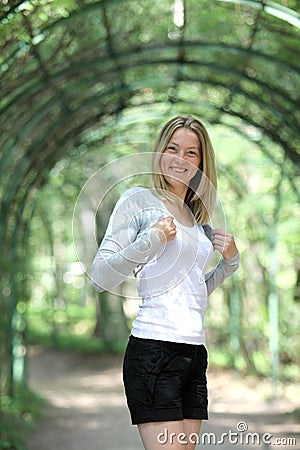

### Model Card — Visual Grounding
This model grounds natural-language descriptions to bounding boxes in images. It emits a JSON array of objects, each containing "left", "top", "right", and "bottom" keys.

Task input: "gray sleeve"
[
  {"left": 91, "top": 190, "right": 162, "bottom": 292},
  {"left": 205, "top": 253, "right": 240, "bottom": 296}
]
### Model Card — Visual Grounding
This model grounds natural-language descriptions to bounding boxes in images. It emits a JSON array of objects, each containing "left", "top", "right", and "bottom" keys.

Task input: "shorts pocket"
[
  {"left": 123, "top": 341, "right": 164, "bottom": 408},
  {"left": 123, "top": 338, "right": 182, "bottom": 409},
  {"left": 145, "top": 348, "right": 175, "bottom": 406},
  {"left": 145, "top": 356, "right": 163, "bottom": 405}
]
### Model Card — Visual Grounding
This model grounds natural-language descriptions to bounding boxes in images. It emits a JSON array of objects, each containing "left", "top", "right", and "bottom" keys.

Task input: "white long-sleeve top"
[{"left": 91, "top": 187, "right": 240, "bottom": 344}]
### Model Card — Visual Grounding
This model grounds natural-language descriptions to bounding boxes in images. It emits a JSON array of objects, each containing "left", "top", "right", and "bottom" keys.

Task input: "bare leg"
[
  {"left": 183, "top": 419, "right": 202, "bottom": 450},
  {"left": 138, "top": 419, "right": 202, "bottom": 450},
  {"left": 138, "top": 420, "right": 185, "bottom": 450}
]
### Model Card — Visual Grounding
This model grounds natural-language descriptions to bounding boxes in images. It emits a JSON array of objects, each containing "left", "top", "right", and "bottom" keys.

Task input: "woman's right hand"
[{"left": 151, "top": 216, "right": 177, "bottom": 243}]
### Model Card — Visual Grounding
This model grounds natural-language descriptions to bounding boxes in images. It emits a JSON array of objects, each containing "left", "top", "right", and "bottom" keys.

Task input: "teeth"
[{"left": 172, "top": 167, "right": 186, "bottom": 173}]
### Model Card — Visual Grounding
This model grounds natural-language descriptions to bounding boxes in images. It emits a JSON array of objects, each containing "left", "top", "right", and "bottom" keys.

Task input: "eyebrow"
[{"left": 169, "top": 141, "right": 200, "bottom": 150}]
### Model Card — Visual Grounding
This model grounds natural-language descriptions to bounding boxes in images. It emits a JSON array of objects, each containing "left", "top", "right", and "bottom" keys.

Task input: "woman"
[{"left": 91, "top": 115, "right": 239, "bottom": 450}]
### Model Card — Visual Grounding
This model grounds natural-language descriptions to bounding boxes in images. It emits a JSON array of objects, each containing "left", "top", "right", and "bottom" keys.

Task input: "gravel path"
[{"left": 27, "top": 347, "right": 300, "bottom": 450}]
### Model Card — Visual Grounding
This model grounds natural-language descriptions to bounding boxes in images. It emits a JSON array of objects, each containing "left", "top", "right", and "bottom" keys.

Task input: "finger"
[
  {"left": 165, "top": 218, "right": 176, "bottom": 228},
  {"left": 214, "top": 229, "right": 233, "bottom": 239},
  {"left": 212, "top": 236, "right": 226, "bottom": 247},
  {"left": 213, "top": 241, "right": 225, "bottom": 250},
  {"left": 212, "top": 233, "right": 226, "bottom": 242},
  {"left": 212, "top": 237, "right": 226, "bottom": 248},
  {"left": 212, "top": 228, "right": 226, "bottom": 236},
  {"left": 213, "top": 244, "right": 226, "bottom": 256},
  {"left": 163, "top": 215, "right": 175, "bottom": 223},
  {"left": 213, "top": 234, "right": 228, "bottom": 244},
  {"left": 213, "top": 232, "right": 233, "bottom": 243}
]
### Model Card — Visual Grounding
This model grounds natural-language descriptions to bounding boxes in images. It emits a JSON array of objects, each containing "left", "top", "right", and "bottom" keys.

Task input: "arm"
[
  {"left": 91, "top": 189, "right": 163, "bottom": 292},
  {"left": 205, "top": 253, "right": 240, "bottom": 296},
  {"left": 205, "top": 227, "right": 240, "bottom": 295}
]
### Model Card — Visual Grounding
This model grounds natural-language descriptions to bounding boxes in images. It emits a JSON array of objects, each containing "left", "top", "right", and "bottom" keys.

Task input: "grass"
[
  {"left": 28, "top": 328, "right": 127, "bottom": 354},
  {"left": 0, "top": 386, "right": 45, "bottom": 450}
]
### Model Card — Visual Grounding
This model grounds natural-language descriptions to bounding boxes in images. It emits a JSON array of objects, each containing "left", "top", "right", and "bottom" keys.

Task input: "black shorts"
[{"left": 122, "top": 335, "right": 208, "bottom": 425}]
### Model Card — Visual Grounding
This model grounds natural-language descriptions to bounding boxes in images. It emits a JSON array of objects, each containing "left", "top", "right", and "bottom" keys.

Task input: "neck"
[
  {"left": 165, "top": 192, "right": 186, "bottom": 211},
  {"left": 169, "top": 186, "right": 188, "bottom": 202}
]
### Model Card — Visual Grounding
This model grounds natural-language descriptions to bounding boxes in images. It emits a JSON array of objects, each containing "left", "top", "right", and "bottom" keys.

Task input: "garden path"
[{"left": 27, "top": 347, "right": 300, "bottom": 450}]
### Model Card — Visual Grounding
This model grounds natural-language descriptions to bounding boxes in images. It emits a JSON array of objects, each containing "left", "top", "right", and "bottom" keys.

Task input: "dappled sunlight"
[
  {"left": 45, "top": 390, "right": 124, "bottom": 410},
  {"left": 27, "top": 349, "right": 300, "bottom": 450},
  {"left": 208, "top": 369, "right": 300, "bottom": 415},
  {"left": 1, "top": 0, "right": 299, "bottom": 448}
]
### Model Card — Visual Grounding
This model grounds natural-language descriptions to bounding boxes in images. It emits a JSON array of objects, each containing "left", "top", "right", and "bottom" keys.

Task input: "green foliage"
[
  {"left": 0, "top": 2, "right": 299, "bottom": 440},
  {"left": 28, "top": 331, "right": 106, "bottom": 354},
  {"left": 202, "top": 125, "right": 300, "bottom": 380},
  {"left": 0, "top": 386, "right": 45, "bottom": 450},
  {"left": 23, "top": 119, "right": 300, "bottom": 383}
]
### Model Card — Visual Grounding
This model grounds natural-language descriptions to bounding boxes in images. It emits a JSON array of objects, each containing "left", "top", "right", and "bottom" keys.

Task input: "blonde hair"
[{"left": 151, "top": 115, "right": 217, "bottom": 224}]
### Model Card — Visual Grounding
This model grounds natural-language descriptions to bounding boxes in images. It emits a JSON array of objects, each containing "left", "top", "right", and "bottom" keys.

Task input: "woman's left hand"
[{"left": 212, "top": 228, "right": 239, "bottom": 261}]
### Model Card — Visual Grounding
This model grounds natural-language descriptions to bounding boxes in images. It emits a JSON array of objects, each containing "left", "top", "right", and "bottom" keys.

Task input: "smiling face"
[{"left": 159, "top": 127, "right": 202, "bottom": 199}]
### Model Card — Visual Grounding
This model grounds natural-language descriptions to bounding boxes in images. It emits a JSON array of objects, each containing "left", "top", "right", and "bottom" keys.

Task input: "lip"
[{"left": 169, "top": 166, "right": 188, "bottom": 173}]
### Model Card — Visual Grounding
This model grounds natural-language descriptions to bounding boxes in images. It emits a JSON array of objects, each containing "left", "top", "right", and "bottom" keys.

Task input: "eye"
[
  {"left": 166, "top": 146, "right": 178, "bottom": 152},
  {"left": 187, "top": 150, "right": 199, "bottom": 157}
]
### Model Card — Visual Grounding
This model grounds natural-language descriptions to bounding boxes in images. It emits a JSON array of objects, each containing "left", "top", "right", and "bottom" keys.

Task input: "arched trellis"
[{"left": 0, "top": 0, "right": 299, "bottom": 396}]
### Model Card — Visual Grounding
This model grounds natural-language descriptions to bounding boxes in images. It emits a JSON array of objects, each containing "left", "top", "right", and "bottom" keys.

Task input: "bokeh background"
[{"left": 0, "top": 0, "right": 299, "bottom": 448}]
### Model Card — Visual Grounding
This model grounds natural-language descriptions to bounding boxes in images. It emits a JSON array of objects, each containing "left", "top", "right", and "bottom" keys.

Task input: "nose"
[{"left": 176, "top": 150, "right": 189, "bottom": 164}]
